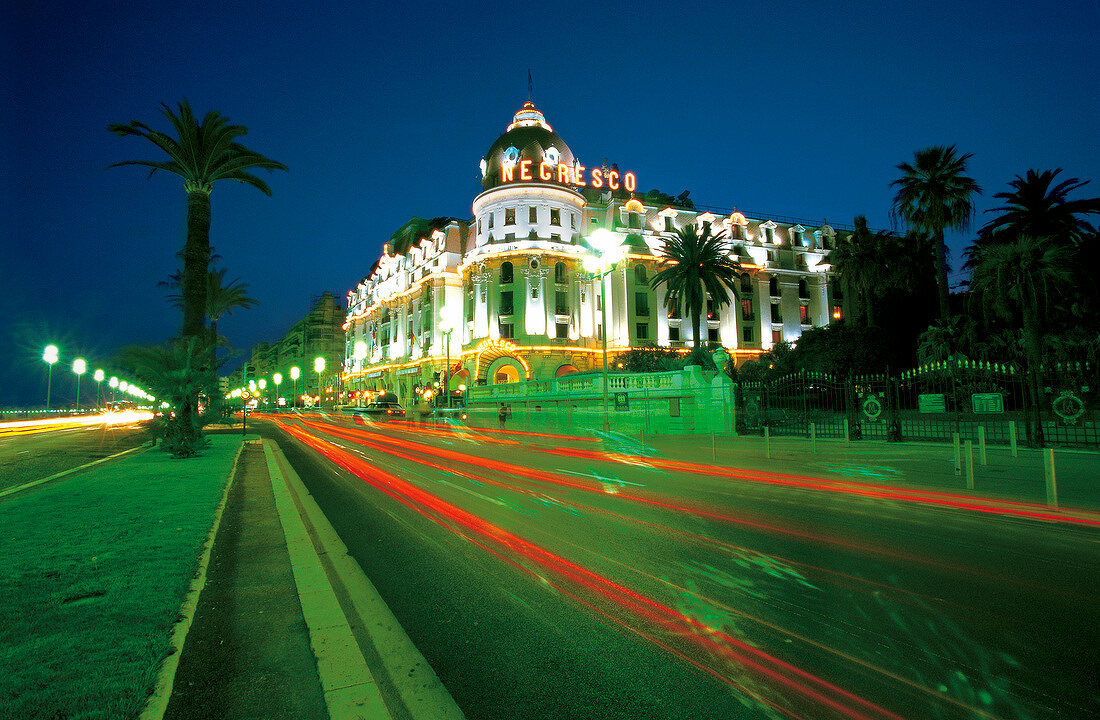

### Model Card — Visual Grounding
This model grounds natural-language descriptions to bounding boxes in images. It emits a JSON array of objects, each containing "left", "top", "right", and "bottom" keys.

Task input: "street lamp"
[
  {"left": 438, "top": 306, "right": 458, "bottom": 408},
  {"left": 109, "top": 376, "right": 118, "bottom": 403},
  {"left": 290, "top": 366, "right": 301, "bottom": 408},
  {"left": 258, "top": 378, "right": 267, "bottom": 408},
  {"left": 314, "top": 357, "right": 325, "bottom": 409},
  {"left": 43, "top": 345, "right": 59, "bottom": 411},
  {"left": 583, "top": 228, "right": 627, "bottom": 431},
  {"left": 273, "top": 372, "right": 282, "bottom": 407},
  {"left": 72, "top": 358, "right": 87, "bottom": 411},
  {"left": 94, "top": 369, "right": 105, "bottom": 411},
  {"left": 353, "top": 341, "right": 367, "bottom": 405}
]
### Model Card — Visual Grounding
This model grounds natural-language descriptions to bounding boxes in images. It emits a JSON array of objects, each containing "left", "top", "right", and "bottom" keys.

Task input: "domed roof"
[{"left": 480, "top": 102, "right": 576, "bottom": 191}]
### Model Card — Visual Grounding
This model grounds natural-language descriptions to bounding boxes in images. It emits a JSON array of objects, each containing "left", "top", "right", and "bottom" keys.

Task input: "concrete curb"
[
  {"left": 263, "top": 439, "right": 465, "bottom": 720},
  {"left": 0, "top": 444, "right": 148, "bottom": 499},
  {"left": 138, "top": 440, "right": 247, "bottom": 720}
]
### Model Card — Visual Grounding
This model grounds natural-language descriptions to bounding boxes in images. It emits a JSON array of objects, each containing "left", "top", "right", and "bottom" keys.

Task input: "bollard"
[
  {"left": 965, "top": 440, "right": 975, "bottom": 490},
  {"left": 953, "top": 433, "right": 962, "bottom": 476},
  {"left": 810, "top": 422, "right": 816, "bottom": 454},
  {"left": 1009, "top": 420, "right": 1018, "bottom": 457},
  {"left": 640, "top": 428, "right": 645, "bottom": 444},
  {"left": 1044, "top": 448, "right": 1058, "bottom": 507},
  {"left": 844, "top": 419, "right": 850, "bottom": 445},
  {"left": 978, "top": 426, "right": 987, "bottom": 466},
  {"left": 765, "top": 426, "right": 771, "bottom": 459},
  {"left": 711, "top": 430, "right": 717, "bottom": 462}
]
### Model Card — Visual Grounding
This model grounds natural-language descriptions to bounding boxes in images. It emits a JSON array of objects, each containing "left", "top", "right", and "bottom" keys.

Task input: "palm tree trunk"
[
  {"left": 1021, "top": 290, "right": 1045, "bottom": 447},
  {"left": 863, "top": 283, "right": 875, "bottom": 327},
  {"left": 180, "top": 189, "right": 211, "bottom": 439},
  {"left": 932, "top": 231, "right": 951, "bottom": 320}
]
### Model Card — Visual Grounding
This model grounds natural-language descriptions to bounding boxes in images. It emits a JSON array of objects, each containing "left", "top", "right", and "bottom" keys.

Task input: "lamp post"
[
  {"left": 72, "top": 358, "right": 87, "bottom": 411},
  {"left": 438, "top": 307, "right": 457, "bottom": 409},
  {"left": 583, "top": 229, "right": 627, "bottom": 432},
  {"left": 290, "top": 366, "right": 300, "bottom": 408},
  {"left": 43, "top": 345, "right": 59, "bottom": 411},
  {"left": 314, "top": 357, "right": 325, "bottom": 409},
  {"left": 258, "top": 378, "right": 267, "bottom": 409},
  {"left": 93, "top": 369, "right": 105, "bottom": 411},
  {"left": 273, "top": 372, "right": 282, "bottom": 409},
  {"left": 353, "top": 342, "right": 367, "bottom": 406},
  {"left": 109, "top": 376, "right": 118, "bottom": 404}
]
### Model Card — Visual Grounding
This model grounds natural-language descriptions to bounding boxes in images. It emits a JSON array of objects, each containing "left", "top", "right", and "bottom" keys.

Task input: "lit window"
[
  {"left": 800, "top": 305, "right": 810, "bottom": 324},
  {"left": 489, "top": 213, "right": 494, "bottom": 229},
  {"left": 505, "top": 207, "right": 515, "bottom": 225},
  {"left": 772, "top": 329, "right": 781, "bottom": 343},
  {"left": 832, "top": 305, "right": 842, "bottom": 320},
  {"left": 741, "top": 298, "right": 753, "bottom": 320},
  {"left": 550, "top": 208, "right": 561, "bottom": 226},
  {"left": 529, "top": 206, "right": 538, "bottom": 223}
]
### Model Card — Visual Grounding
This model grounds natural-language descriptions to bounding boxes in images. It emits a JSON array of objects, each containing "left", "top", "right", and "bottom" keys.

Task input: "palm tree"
[
  {"left": 829, "top": 216, "right": 912, "bottom": 327},
  {"left": 109, "top": 100, "right": 286, "bottom": 341},
  {"left": 891, "top": 145, "right": 981, "bottom": 320},
  {"left": 980, "top": 169, "right": 1100, "bottom": 246},
  {"left": 969, "top": 235, "right": 1073, "bottom": 446},
  {"left": 116, "top": 337, "right": 214, "bottom": 457},
  {"left": 650, "top": 223, "right": 742, "bottom": 353}
]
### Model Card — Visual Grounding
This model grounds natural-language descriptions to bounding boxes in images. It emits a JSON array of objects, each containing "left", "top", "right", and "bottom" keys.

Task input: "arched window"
[
  {"left": 769, "top": 276, "right": 779, "bottom": 297},
  {"left": 634, "top": 264, "right": 647, "bottom": 284},
  {"left": 554, "top": 262, "right": 566, "bottom": 283},
  {"left": 501, "top": 262, "right": 513, "bottom": 284},
  {"left": 740, "top": 274, "right": 753, "bottom": 293}
]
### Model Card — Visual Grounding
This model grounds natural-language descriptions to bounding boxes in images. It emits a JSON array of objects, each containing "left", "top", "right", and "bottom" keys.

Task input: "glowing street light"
[
  {"left": 119, "top": 380, "right": 129, "bottom": 393},
  {"left": 314, "top": 357, "right": 325, "bottom": 409},
  {"left": 273, "top": 372, "right": 283, "bottom": 406},
  {"left": 582, "top": 228, "right": 627, "bottom": 431},
  {"left": 93, "top": 369, "right": 105, "bottom": 411},
  {"left": 290, "top": 366, "right": 301, "bottom": 408},
  {"left": 438, "top": 306, "right": 459, "bottom": 409},
  {"left": 43, "top": 344, "right": 59, "bottom": 411},
  {"left": 72, "top": 358, "right": 87, "bottom": 411},
  {"left": 109, "top": 375, "right": 119, "bottom": 403},
  {"left": 258, "top": 378, "right": 267, "bottom": 405}
]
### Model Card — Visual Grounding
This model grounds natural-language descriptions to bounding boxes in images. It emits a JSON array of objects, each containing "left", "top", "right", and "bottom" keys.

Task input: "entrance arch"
[
  {"left": 473, "top": 339, "right": 531, "bottom": 385},
  {"left": 555, "top": 364, "right": 578, "bottom": 377}
]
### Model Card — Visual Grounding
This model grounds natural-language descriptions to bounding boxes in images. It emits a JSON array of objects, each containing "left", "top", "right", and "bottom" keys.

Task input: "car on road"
[{"left": 350, "top": 401, "right": 406, "bottom": 418}]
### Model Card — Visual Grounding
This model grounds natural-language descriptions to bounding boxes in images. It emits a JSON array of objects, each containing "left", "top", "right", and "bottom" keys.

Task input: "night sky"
[{"left": 3, "top": 1, "right": 1097, "bottom": 407}]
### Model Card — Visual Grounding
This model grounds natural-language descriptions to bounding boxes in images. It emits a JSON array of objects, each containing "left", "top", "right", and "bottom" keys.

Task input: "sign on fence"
[
  {"left": 971, "top": 393, "right": 1004, "bottom": 414},
  {"left": 918, "top": 394, "right": 947, "bottom": 413},
  {"left": 614, "top": 392, "right": 629, "bottom": 411}
]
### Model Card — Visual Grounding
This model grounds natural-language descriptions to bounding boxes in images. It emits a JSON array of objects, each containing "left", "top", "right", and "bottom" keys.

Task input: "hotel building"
[{"left": 343, "top": 103, "right": 843, "bottom": 405}]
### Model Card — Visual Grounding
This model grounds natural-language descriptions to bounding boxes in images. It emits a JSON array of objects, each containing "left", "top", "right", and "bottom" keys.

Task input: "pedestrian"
[{"left": 498, "top": 402, "right": 508, "bottom": 430}]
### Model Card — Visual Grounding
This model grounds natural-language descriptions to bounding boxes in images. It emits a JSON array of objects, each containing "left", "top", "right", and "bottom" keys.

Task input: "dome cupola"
[{"left": 479, "top": 102, "right": 576, "bottom": 191}]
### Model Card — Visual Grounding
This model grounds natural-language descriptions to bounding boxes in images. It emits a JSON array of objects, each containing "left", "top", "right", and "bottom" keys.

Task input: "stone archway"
[
  {"left": 473, "top": 339, "right": 531, "bottom": 385},
  {"left": 488, "top": 360, "right": 521, "bottom": 385},
  {"left": 555, "top": 364, "right": 578, "bottom": 377}
]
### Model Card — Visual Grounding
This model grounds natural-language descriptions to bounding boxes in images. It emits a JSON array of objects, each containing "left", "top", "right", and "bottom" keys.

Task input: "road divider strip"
[
  {"left": 263, "top": 438, "right": 465, "bottom": 720},
  {"left": 0, "top": 444, "right": 148, "bottom": 499}
]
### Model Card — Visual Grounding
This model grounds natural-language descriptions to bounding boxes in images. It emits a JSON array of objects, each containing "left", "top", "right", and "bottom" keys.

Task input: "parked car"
[{"left": 352, "top": 401, "right": 406, "bottom": 418}]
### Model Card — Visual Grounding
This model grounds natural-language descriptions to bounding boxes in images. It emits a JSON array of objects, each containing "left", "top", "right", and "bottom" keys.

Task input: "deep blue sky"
[{"left": 3, "top": 0, "right": 1097, "bottom": 407}]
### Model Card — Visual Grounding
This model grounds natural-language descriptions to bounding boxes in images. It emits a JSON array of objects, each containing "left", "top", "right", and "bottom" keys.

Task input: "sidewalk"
[{"left": 153, "top": 434, "right": 464, "bottom": 720}]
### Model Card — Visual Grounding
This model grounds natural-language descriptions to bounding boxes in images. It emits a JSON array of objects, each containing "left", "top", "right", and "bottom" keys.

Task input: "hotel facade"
[{"left": 343, "top": 103, "right": 843, "bottom": 406}]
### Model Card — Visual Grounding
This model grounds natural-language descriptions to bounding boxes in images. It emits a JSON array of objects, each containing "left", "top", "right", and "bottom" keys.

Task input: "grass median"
[{"left": 0, "top": 434, "right": 243, "bottom": 719}]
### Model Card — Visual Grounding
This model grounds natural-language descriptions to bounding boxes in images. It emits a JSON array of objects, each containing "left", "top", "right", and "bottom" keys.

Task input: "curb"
[
  {"left": 0, "top": 444, "right": 148, "bottom": 499},
  {"left": 138, "top": 440, "right": 248, "bottom": 720},
  {"left": 263, "top": 438, "right": 464, "bottom": 720}
]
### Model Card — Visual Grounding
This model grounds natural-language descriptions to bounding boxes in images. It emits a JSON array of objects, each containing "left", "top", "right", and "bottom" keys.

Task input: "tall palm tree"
[
  {"left": 109, "top": 100, "right": 286, "bottom": 341},
  {"left": 980, "top": 169, "right": 1100, "bottom": 246},
  {"left": 891, "top": 145, "right": 981, "bottom": 320},
  {"left": 650, "top": 223, "right": 742, "bottom": 352},
  {"left": 970, "top": 235, "right": 1073, "bottom": 446}
]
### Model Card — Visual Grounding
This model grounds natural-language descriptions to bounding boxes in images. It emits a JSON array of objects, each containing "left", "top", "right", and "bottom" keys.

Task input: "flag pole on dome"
[{"left": 528, "top": 69, "right": 533, "bottom": 101}]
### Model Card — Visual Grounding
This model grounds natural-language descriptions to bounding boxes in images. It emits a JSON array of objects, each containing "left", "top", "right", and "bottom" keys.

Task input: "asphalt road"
[
  {"left": 258, "top": 413, "right": 1100, "bottom": 720},
  {"left": 0, "top": 419, "right": 149, "bottom": 493}
]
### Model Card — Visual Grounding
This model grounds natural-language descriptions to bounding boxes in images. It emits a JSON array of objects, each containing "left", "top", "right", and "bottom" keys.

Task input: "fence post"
[
  {"left": 711, "top": 430, "right": 716, "bottom": 462},
  {"left": 640, "top": 427, "right": 645, "bottom": 444},
  {"left": 978, "top": 426, "right": 987, "bottom": 466},
  {"left": 765, "top": 426, "right": 771, "bottom": 459},
  {"left": 810, "top": 422, "right": 816, "bottom": 454},
  {"left": 953, "top": 433, "right": 962, "bottom": 476},
  {"left": 844, "top": 418, "right": 850, "bottom": 445},
  {"left": 1044, "top": 448, "right": 1058, "bottom": 507},
  {"left": 965, "top": 440, "right": 975, "bottom": 490},
  {"left": 1009, "top": 420, "right": 1018, "bottom": 457}
]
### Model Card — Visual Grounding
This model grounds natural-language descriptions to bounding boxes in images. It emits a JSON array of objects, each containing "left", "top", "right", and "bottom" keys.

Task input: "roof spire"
[{"left": 527, "top": 69, "right": 533, "bottom": 101}]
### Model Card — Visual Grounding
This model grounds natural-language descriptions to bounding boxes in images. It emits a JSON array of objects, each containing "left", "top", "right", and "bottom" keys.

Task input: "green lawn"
[{"left": 0, "top": 435, "right": 241, "bottom": 719}]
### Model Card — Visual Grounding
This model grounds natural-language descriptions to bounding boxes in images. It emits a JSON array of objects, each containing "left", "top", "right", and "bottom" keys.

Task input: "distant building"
[
  {"left": 343, "top": 103, "right": 844, "bottom": 406},
  {"left": 227, "top": 291, "right": 345, "bottom": 404}
]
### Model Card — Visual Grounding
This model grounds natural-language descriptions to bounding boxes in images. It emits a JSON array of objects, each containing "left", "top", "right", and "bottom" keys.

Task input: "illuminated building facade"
[{"left": 343, "top": 103, "right": 842, "bottom": 405}]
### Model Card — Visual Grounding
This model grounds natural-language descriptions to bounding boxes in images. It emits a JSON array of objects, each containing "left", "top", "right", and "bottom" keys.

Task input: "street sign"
[
  {"left": 614, "top": 392, "right": 629, "bottom": 411},
  {"left": 971, "top": 393, "right": 1004, "bottom": 414},
  {"left": 918, "top": 394, "right": 946, "bottom": 413}
]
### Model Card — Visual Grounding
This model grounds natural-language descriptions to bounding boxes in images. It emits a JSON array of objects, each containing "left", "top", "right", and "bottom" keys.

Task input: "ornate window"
[{"left": 501, "top": 262, "right": 514, "bottom": 284}]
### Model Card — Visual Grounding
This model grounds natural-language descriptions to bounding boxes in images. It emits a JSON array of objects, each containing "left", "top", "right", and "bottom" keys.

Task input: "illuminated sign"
[{"left": 501, "top": 162, "right": 637, "bottom": 192}]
